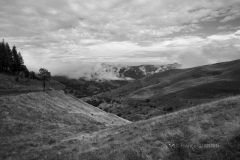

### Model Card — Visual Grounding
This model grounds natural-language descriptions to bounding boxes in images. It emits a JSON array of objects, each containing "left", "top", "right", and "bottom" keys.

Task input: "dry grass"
[
  {"left": 1, "top": 89, "right": 240, "bottom": 159},
  {"left": 0, "top": 91, "right": 130, "bottom": 160},
  {"left": 62, "top": 96, "right": 240, "bottom": 160}
]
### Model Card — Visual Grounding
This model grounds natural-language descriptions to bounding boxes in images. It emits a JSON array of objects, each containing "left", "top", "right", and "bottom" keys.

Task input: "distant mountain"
[
  {"left": 52, "top": 62, "right": 181, "bottom": 98},
  {"left": 83, "top": 59, "right": 240, "bottom": 121},
  {"left": 90, "top": 62, "right": 181, "bottom": 80}
]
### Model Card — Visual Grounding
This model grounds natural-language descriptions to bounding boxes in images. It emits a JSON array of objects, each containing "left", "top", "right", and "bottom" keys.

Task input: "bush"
[
  {"left": 48, "top": 139, "right": 56, "bottom": 145},
  {"left": 163, "top": 107, "right": 173, "bottom": 112},
  {"left": 15, "top": 77, "right": 20, "bottom": 82},
  {"left": 167, "top": 107, "right": 173, "bottom": 112},
  {"left": 117, "top": 113, "right": 122, "bottom": 117}
]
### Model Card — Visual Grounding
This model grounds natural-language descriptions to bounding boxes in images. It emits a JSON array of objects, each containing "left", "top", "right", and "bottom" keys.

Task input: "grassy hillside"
[
  {"left": 0, "top": 91, "right": 130, "bottom": 160},
  {"left": 83, "top": 59, "right": 240, "bottom": 121},
  {"left": 11, "top": 95, "right": 240, "bottom": 160},
  {"left": 0, "top": 72, "right": 65, "bottom": 96}
]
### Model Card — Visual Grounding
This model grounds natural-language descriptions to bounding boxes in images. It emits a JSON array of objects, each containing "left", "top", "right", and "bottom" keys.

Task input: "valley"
[
  {"left": 83, "top": 59, "right": 240, "bottom": 121},
  {"left": 53, "top": 62, "right": 180, "bottom": 98}
]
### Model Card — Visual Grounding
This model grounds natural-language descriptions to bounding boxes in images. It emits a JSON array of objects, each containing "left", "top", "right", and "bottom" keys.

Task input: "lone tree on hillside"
[{"left": 38, "top": 68, "right": 51, "bottom": 91}]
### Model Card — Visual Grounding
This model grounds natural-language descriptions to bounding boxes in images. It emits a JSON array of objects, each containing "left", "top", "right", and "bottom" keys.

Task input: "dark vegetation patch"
[{"left": 52, "top": 76, "right": 130, "bottom": 98}]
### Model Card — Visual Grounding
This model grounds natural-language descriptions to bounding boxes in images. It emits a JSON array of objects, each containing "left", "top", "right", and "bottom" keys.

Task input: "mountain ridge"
[
  {"left": 53, "top": 62, "right": 181, "bottom": 98},
  {"left": 88, "top": 62, "right": 181, "bottom": 81}
]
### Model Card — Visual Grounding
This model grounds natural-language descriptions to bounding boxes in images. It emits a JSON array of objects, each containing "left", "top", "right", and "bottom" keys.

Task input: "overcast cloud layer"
[{"left": 1, "top": 0, "right": 240, "bottom": 78}]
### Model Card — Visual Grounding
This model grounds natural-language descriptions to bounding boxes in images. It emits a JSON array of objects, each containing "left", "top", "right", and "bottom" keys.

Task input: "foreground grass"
[
  {"left": 47, "top": 95, "right": 240, "bottom": 160},
  {"left": 0, "top": 91, "right": 130, "bottom": 160},
  {"left": 1, "top": 92, "right": 239, "bottom": 159}
]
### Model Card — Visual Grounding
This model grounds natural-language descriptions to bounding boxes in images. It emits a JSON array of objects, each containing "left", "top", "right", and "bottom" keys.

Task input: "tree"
[
  {"left": 38, "top": 68, "right": 51, "bottom": 91},
  {"left": 0, "top": 40, "right": 28, "bottom": 74},
  {"left": 23, "top": 67, "right": 30, "bottom": 78},
  {"left": 0, "top": 42, "right": 13, "bottom": 72},
  {"left": 17, "top": 52, "right": 26, "bottom": 73},
  {"left": 0, "top": 40, "right": 8, "bottom": 71},
  {"left": 12, "top": 45, "right": 19, "bottom": 72},
  {"left": 5, "top": 43, "right": 14, "bottom": 72},
  {"left": 18, "top": 52, "right": 24, "bottom": 68},
  {"left": 29, "top": 71, "right": 36, "bottom": 79},
  {"left": 0, "top": 40, "right": 4, "bottom": 70}
]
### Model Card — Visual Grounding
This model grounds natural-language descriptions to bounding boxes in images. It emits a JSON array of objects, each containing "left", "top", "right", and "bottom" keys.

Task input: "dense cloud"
[
  {"left": 21, "top": 30, "right": 240, "bottom": 78},
  {"left": 1, "top": 0, "right": 240, "bottom": 78}
]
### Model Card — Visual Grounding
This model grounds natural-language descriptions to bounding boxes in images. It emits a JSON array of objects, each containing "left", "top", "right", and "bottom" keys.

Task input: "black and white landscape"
[
  {"left": 52, "top": 62, "right": 181, "bottom": 97},
  {"left": 1, "top": 0, "right": 240, "bottom": 160}
]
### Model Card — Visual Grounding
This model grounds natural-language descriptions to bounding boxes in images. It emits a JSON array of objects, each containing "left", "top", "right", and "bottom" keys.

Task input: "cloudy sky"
[{"left": 1, "top": 0, "right": 240, "bottom": 77}]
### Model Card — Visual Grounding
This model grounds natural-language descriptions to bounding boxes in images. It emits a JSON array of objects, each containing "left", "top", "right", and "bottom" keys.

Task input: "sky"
[{"left": 1, "top": 0, "right": 240, "bottom": 78}]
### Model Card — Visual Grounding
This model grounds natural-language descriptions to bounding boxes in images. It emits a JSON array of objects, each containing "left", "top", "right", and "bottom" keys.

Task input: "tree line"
[
  {"left": 0, "top": 39, "right": 27, "bottom": 73},
  {"left": 0, "top": 39, "right": 39, "bottom": 79},
  {"left": 0, "top": 39, "right": 51, "bottom": 90}
]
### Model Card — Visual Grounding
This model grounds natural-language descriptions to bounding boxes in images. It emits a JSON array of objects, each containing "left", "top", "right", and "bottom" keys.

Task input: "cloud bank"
[{"left": 0, "top": 0, "right": 240, "bottom": 78}]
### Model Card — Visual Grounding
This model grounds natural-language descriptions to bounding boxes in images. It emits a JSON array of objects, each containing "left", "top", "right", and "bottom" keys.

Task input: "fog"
[{"left": 26, "top": 59, "right": 101, "bottom": 79}]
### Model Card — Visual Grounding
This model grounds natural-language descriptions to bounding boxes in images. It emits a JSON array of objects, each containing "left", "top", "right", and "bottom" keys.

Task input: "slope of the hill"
[
  {"left": 0, "top": 91, "right": 130, "bottom": 160},
  {"left": 18, "top": 95, "right": 240, "bottom": 160},
  {"left": 0, "top": 72, "right": 65, "bottom": 96},
  {"left": 83, "top": 59, "right": 240, "bottom": 121}
]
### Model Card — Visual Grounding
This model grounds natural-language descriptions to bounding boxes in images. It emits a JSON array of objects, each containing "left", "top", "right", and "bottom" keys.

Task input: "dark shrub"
[
  {"left": 15, "top": 77, "right": 20, "bottom": 82},
  {"left": 165, "top": 107, "right": 173, "bottom": 112},
  {"left": 117, "top": 113, "right": 122, "bottom": 117},
  {"left": 48, "top": 139, "right": 56, "bottom": 145}
]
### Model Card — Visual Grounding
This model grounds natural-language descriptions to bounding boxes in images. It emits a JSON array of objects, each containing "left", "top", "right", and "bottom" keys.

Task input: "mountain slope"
[
  {"left": 83, "top": 59, "right": 240, "bottom": 121},
  {"left": 18, "top": 95, "right": 240, "bottom": 160},
  {"left": 0, "top": 91, "right": 130, "bottom": 159}
]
